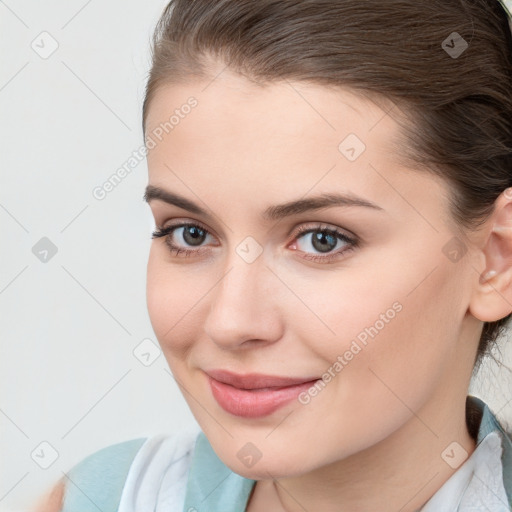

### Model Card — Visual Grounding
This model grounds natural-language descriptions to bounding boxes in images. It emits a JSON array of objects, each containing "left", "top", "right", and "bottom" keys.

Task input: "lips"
[{"left": 206, "top": 369, "right": 320, "bottom": 418}]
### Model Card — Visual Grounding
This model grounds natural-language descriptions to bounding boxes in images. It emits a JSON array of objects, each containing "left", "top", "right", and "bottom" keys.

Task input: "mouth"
[{"left": 205, "top": 369, "right": 320, "bottom": 418}]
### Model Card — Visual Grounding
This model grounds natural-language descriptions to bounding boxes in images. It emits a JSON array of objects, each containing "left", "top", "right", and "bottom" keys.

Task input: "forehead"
[
  {"left": 145, "top": 70, "right": 398, "bottom": 148},
  {"left": 144, "top": 71, "right": 450, "bottom": 228}
]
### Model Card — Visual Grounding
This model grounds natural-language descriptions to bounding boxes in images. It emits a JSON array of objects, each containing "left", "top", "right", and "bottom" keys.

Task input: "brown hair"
[{"left": 142, "top": 0, "right": 512, "bottom": 373}]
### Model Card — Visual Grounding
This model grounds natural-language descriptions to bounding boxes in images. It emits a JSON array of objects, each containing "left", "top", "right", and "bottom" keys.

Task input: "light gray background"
[
  {"left": 1, "top": 2, "right": 198, "bottom": 511},
  {"left": 1, "top": 2, "right": 511, "bottom": 511}
]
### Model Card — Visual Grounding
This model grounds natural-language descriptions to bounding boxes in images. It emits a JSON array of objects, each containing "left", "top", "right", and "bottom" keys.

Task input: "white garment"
[
  {"left": 118, "top": 425, "right": 201, "bottom": 512},
  {"left": 420, "top": 431, "right": 509, "bottom": 511},
  {"left": 118, "top": 426, "right": 509, "bottom": 511}
]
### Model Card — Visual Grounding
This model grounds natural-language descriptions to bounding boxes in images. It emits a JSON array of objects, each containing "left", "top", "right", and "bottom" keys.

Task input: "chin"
[{"left": 217, "top": 447, "right": 317, "bottom": 480}]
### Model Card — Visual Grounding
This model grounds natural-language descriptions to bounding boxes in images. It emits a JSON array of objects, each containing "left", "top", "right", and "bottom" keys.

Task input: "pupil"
[
  {"left": 183, "top": 226, "right": 205, "bottom": 246},
  {"left": 312, "top": 231, "right": 336, "bottom": 253}
]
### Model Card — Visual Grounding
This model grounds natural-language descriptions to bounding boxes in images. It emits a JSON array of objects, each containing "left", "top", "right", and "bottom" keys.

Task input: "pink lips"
[{"left": 206, "top": 369, "right": 319, "bottom": 418}]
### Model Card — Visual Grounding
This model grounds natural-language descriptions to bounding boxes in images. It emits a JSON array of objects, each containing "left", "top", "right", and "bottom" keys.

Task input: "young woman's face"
[{"left": 144, "top": 69, "right": 478, "bottom": 478}]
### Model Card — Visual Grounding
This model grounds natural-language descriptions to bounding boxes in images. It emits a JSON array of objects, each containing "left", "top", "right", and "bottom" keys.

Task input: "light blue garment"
[
  {"left": 61, "top": 395, "right": 512, "bottom": 511},
  {"left": 182, "top": 432, "right": 256, "bottom": 511},
  {"left": 61, "top": 437, "right": 146, "bottom": 512}
]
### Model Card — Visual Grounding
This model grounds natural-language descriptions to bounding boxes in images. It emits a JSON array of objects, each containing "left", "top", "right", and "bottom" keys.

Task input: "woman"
[{"left": 36, "top": 0, "right": 512, "bottom": 510}]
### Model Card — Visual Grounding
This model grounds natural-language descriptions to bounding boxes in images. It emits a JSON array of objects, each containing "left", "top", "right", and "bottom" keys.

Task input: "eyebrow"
[{"left": 143, "top": 184, "right": 383, "bottom": 222}]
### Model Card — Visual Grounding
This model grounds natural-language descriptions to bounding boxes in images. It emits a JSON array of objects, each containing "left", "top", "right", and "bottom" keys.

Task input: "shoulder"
[
  {"left": 61, "top": 437, "right": 148, "bottom": 512},
  {"left": 495, "top": 419, "right": 512, "bottom": 508},
  {"left": 473, "top": 396, "right": 512, "bottom": 508},
  {"left": 61, "top": 426, "right": 201, "bottom": 512}
]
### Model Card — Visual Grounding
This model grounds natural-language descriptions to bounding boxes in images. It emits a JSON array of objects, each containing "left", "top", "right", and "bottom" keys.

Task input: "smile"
[{"left": 206, "top": 369, "right": 320, "bottom": 418}]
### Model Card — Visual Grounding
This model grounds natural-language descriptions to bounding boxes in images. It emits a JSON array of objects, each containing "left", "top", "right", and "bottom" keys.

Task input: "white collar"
[{"left": 420, "top": 430, "right": 509, "bottom": 511}]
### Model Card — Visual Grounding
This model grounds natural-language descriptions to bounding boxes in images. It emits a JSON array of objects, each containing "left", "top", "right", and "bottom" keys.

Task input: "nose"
[{"left": 203, "top": 252, "right": 284, "bottom": 351}]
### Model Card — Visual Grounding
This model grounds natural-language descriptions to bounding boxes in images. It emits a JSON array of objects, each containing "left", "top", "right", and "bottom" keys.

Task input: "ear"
[{"left": 469, "top": 188, "right": 512, "bottom": 323}]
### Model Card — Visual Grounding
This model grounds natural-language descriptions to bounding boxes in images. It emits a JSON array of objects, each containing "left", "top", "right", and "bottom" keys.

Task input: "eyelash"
[{"left": 151, "top": 221, "right": 359, "bottom": 263}]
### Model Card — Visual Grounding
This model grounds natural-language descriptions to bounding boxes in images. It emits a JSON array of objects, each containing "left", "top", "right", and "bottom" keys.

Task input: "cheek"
[
  {"left": 303, "top": 254, "right": 464, "bottom": 411},
  {"left": 317, "top": 237, "right": 465, "bottom": 360},
  {"left": 146, "top": 248, "right": 168, "bottom": 338},
  {"left": 272, "top": 265, "right": 465, "bottom": 466},
  {"left": 146, "top": 245, "right": 218, "bottom": 364},
  {"left": 146, "top": 247, "right": 193, "bottom": 354},
  {"left": 376, "top": 272, "right": 461, "bottom": 396}
]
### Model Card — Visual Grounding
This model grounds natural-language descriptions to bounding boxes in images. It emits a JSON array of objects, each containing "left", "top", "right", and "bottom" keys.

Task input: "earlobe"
[
  {"left": 479, "top": 269, "right": 497, "bottom": 284},
  {"left": 468, "top": 190, "right": 512, "bottom": 323}
]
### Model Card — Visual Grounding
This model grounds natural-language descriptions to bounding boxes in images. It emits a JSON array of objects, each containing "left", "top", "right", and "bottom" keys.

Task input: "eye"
[
  {"left": 289, "top": 224, "right": 359, "bottom": 263},
  {"left": 151, "top": 222, "right": 215, "bottom": 257},
  {"left": 151, "top": 221, "right": 359, "bottom": 263}
]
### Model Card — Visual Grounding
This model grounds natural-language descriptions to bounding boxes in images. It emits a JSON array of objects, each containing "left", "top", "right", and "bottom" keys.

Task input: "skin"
[
  {"left": 141, "top": 65, "right": 512, "bottom": 512},
  {"left": 31, "top": 479, "right": 64, "bottom": 512}
]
